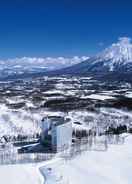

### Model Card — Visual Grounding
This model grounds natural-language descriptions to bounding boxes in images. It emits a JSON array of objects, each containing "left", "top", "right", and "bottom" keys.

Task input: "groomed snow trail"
[
  {"left": 39, "top": 134, "right": 132, "bottom": 184},
  {"left": 0, "top": 134, "right": 132, "bottom": 184}
]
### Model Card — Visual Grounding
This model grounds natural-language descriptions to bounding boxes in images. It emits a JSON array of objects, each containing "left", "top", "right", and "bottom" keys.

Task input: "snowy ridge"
[
  {"left": 97, "top": 37, "right": 132, "bottom": 71},
  {"left": 100, "top": 37, "right": 132, "bottom": 62},
  {"left": 0, "top": 56, "right": 89, "bottom": 79},
  {"left": 0, "top": 56, "right": 89, "bottom": 72},
  {"left": 55, "top": 37, "right": 132, "bottom": 76}
]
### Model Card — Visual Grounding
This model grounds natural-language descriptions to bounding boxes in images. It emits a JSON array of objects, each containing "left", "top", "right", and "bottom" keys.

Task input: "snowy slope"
[
  {"left": 100, "top": 37, "right": 132, "bottom": 61},
  {"left": 40, "top": 134, "right": 132, "bottom": 184},
  {"left": 0, "top": 164, "right": 43, "bottom": 184},
  {"left": 53, "top": 37, "right": 132, "bottom": 77},
  {"left": 96, "top": 37, "right": 132, "bottom": 71},
  {"left": 0, "top": 134, "right": 132, "bottom": 184},
  {"left": 0, "top": 104, "right": 41, "bottom": 137}
]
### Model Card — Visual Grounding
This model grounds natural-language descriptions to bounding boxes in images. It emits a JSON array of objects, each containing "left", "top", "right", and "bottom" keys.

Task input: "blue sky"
[{"left": 0, "top": 0, "right": 132, "bottom": 59}]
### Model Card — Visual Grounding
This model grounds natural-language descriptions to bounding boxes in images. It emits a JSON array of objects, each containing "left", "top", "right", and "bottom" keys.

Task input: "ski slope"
[{"left": 0, "top": 134, "right": 132, "bottom": 184}]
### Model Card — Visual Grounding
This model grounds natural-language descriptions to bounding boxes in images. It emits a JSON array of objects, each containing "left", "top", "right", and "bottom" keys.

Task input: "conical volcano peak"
[
  {"left": 99, "top": 37, "right": 132, "bottom": 63},
  {"left": 50, "top": 37, "right": 132, "bottom": 76},
  {"left": 118, "top": 37, "right": 132, "bottom": 45}
]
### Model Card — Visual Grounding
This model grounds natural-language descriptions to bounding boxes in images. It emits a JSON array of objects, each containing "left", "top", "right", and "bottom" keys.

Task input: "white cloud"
[
  {"left": 0, "top": 56, "right": 89, "bottom": 71},
  {"left": 118, "top": 37, "right": 132, "bottom": 45}
]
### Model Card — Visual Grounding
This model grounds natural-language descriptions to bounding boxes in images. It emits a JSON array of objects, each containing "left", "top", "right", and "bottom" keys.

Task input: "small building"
[{"left": 41, "top": 116, "right": 72, "bottom": 152}]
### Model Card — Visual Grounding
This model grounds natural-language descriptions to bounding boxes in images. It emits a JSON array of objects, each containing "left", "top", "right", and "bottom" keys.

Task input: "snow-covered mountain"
[
  {"left": 0, "top": 56, "right": 89, "bottom": 79},
  {"left": 97, "top": 37, "right": 132, "bottom": 71},
  {"left": 1, "top": 37, "right": 132, "bottom": 81},
  {"left": 53, "top": 37, "right": 132, "bottom": 78}
]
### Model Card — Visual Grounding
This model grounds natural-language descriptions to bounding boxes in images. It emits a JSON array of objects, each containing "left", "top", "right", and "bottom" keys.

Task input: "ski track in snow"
[{"left": 38, "top": 134, "right": 132, "bottom": 184}]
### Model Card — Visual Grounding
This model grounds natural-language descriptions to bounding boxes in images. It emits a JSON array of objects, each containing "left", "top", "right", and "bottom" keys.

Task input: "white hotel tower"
[{"left": 41, "top": 116, "right": 72, "bottom": 152}]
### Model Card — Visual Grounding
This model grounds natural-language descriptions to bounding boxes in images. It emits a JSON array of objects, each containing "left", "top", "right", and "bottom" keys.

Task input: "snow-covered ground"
[
  {"left": 41, "top": 134, "right": 132, "bottom": 184},
  {"left": 125, "top": 91, "right": 132, "bottom": 98},
  {"left": 0, "top": 163, "right": 43, "bottom": 184},
  {"left": 0, "top": 134, "right": 132, "bottom": 184},
  {"left": 0, "top": 104, "right": 41, "bottom": 137},
  {"left": 81, "top": 94, "right": 115, "bottom": 100}
]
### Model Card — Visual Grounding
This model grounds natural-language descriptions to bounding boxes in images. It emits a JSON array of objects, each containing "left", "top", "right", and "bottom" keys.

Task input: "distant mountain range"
[
  {"left": 1, "top": 37, "right": 132, "bottom": 82},
  {"left": 48, "top": 37, "right": 132, "bottom": 82},
  {"left": 0, "top": 56, "right": 88, "bottom": 80}
]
